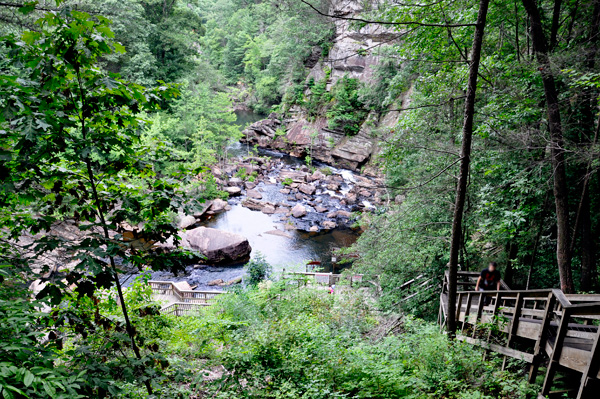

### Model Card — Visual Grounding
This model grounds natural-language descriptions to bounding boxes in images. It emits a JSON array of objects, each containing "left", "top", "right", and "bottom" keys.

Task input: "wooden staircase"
[
  {"left": 439, "top": 271, "right": 600, "bottom": 399},
  {"left": 148, "top": 281, "right": 222, "bottom": 316}
]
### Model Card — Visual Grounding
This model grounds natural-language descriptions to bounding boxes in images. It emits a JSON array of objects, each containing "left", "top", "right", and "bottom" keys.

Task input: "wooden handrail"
[
  {"left": 148, "top": 280, "right": 222, "bottom": 304},
  {"left": 287, "top": 272, "right": 363, "bottom": 287},
  {"left": 442, "top": 283, "right": 600, "bottom": 399}
]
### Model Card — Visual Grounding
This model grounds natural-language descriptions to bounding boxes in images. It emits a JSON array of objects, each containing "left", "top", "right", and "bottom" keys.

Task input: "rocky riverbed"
[{"left": 205, "top": 151, "right": 389, "bottom": 233}]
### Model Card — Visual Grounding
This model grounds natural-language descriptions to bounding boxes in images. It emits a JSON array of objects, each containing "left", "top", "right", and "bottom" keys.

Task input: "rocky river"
[{"left": 136, "top": 111, "right": 392, "bottom": 291}]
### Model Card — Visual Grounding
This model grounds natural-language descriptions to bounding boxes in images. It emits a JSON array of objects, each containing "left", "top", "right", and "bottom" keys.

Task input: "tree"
[
  {"left": 447, "top": 0, "right": 491, "bottom": 334},
  {"left": 522, "top": 0, "right": 575, "bottom": 293},
  {"left": 0, "top": 5, "right": 195, "bottom": 394}
]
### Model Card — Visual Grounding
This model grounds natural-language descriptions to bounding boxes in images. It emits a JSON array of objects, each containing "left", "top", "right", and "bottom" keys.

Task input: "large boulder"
[{"left": 185, "top": 227, "right": 251, "bottom": 265}]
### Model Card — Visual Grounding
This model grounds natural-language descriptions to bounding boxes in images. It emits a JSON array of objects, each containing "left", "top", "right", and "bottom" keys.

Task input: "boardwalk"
[
  {"left": 439, "top": 271, "right": 600, "bottom": 399},
  {"left": 148, "top": 281, "right": 222, "bottom": 316}
]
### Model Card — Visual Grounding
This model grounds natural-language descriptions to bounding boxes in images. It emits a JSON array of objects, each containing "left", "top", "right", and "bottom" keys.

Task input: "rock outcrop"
[
  {"left": 185, "top": 227, "right": 251, "bottom": 265},
  {"left": 239, "top": 1, "right": 403, "bottom": 173}
]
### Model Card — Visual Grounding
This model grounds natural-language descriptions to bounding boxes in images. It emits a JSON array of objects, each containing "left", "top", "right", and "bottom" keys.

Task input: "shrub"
[
  {"left": 327, "top": 76, "right": 368, "bottom": 136},
  {"left": 245, "top": 254, "right": 272, "bottom": 286}
]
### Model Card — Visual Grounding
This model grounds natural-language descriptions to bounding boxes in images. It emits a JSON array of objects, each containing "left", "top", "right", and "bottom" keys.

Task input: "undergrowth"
[{"left": 155, "top": 282, "right": 538, "bottom": 399}]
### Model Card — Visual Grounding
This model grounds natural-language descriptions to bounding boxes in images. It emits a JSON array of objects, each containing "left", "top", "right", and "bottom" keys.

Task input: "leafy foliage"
[
  {"left": 161, "top": 283, "right": 537, "bottom": 398},
  {"left": 244, "top": 253, "right": 272, "bottom": 286}
]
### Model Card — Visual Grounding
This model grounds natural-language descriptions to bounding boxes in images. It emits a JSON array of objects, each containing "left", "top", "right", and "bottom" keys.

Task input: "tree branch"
[{"left": 298, "top": 0, "right": 476, "bottom": 28}]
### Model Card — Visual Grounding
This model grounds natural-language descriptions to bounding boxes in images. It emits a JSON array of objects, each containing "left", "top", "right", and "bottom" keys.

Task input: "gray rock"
[
  {"left": 279, "top": 170, "right": 306, "bottom": 183},
  {"left": 295, "top": 193, "right": 305, "bottom": 201},
  {"left": 229, "top": 177, "right": 243, "bottom": 186},
  {"left": 186, "top": 227, "right": 251, "bottom": 265},
  {"left": 242, "top": 198, "right": 264, "bottom": 211},
  {"left": 291, "top": 204, "right": 307, "bottom": 218},
  {"left": 311, "top": 170, "right": 326, "bottom": 181},
  {"left": 327, "top": 183, "right": 340, "bottom": 191},
  {"left": 315, "top": 206, "right": 328, "bottom": 213},
  {"left": 209, "top": 198, "right": 228, "bottom": 213},
  {"left": 326, "top": 211, "right": 337, "bottom": 218},
  {"left": 299, "top": 183, "right": 316, "bottom": 195},
  {"left": 179, "top": 215, "right": 197, "bottom": 230},
  {"left": 322, "top": 221, "right": 337, "bottom": 229},
  {"left": 208, "top": 279, "right": 224, "bottom": 286},
  {"left": 309, "top": 225, "right": 319, "bottom": 232},
  {"left": 247, "top": 189, "right": 263, "bottom": 199},
  {"left": 245, "top": 181, "right": 256, "bottom": 190},
  {"left": 225, "top": 187, "right": 242, "bottom": 196},
  {"left": 261, "top": 204, "right": 276, "bottom": 214},
  {"left": 345, "top": 193, "right": 357, "bottom": 205},
  {"left": 279, "top": 188, "right": 291, "bottom": 195},
  {"left": 211, "top": 166, "right": 222, "bottom": 177}
]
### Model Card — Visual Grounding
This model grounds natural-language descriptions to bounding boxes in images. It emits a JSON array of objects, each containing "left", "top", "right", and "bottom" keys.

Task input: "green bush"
[
  {"left": 158, "top": 284, "right": 537, "bottom": 399},
  {"left": 327, "top": 76, "right": 368, "bottom": 136},
  {"left": 245, "top": 254, "right": 273, "bottom": 286}
]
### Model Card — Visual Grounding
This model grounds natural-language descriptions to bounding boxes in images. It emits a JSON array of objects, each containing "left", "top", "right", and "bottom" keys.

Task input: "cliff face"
[{"left": 242, "top": 0, "right": 402, "bottom": 175}]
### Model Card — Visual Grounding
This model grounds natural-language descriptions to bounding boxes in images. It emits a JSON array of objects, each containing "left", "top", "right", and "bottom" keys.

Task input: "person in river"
[{"left": 475, "top": 262, "right": 501, "bottom": 305}]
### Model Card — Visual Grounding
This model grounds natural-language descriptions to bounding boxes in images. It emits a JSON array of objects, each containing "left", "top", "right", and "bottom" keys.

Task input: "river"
[{"left": 142, "top": 110, "right": 361, "bottom": 290}]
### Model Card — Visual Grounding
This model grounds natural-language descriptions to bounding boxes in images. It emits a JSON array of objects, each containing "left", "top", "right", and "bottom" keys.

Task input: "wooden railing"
[
  {"left": 161, "top": 302, "right": 210, "bottom": 316},
  {"left": 287, "top": 272, "right": 363, "bottom": 287},
  {"left": 395, "top": 274, "right": 438, "bottom": 304},
  {"left": 148, "top": 281, "right": 222, "bottom": 304},
  {"left": 439, "top": 271, "right": 600, "bottom": 399}
]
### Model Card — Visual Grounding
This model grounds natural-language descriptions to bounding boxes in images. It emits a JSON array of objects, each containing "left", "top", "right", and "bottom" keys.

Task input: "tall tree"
[
  {"left": 522, "top": 0, "right": 575, "bottom": 293},
  {"left": 447, "top": 0, "right": 491, "bottom": 334},
  {"left": 0, "top": 6, "right": 193, "bottom": 394}
]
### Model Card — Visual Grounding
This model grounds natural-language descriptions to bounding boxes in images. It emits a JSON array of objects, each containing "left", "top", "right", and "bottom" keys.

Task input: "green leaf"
[
  {"left": 42, "top": 381, "right": 56, "bottom": 397},
  {"left": 23, "top": 370, "right": 34, "bottom": 387},
  {"left": 18, "top": 1, "right": 38, "bottom": 15}
]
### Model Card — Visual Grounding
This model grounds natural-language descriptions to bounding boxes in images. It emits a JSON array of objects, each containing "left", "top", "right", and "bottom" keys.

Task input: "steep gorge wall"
[{"left": 242, "top": 0, "right": 404, "bottom": 175}]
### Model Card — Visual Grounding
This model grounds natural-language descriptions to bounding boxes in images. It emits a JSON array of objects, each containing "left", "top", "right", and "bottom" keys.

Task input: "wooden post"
[
  {"left": 529, "top": 293, "right": 556, "bottom": 383},
  {"left": 456, "top": 292, "right": 464, "bottom": 325},
  {"left": 541, "top": 306, "right": 572, "bottom": 396},
  {"left": 576, "top": 320, "right": 600, "bottom": 399},
  {"left": 471, "top": 292, "right": 486, "bottom": 338},
  {"left": 487, "top": 291, "right": 502, "bottom": 342},
  {"left": 462, "top": 293, "right": 473, "bottom": 334},
  {"left": 502, "top": 293, "right": 523, "bottom": 370}
]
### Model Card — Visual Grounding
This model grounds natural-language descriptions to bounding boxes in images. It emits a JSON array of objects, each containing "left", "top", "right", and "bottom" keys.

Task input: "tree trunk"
[
  {"left": 579, "top": 189, "right": 596, "bottom": 291},
  {"left": 522, "top": 0, "right": 575, "bottom": 293},
  {"left": 550, "top": 0, "right": 562, "bottom": 50},
  {"left": 505, "top": 242, "right": 518, "bottom": 286},
  {"left": 447, "top": 0, "right": 490, "bottom": 334},
  {"left": 580, "top": 0, "right": 600, "bottom": 292}
]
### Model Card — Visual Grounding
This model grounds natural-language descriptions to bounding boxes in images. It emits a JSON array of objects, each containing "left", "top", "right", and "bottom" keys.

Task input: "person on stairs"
[{"left": 475, "top": 261, "right": 501, "bottom": 305}]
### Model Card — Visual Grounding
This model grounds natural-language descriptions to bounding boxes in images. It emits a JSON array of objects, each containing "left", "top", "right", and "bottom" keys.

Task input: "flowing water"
[{"left": 142, "top": 110, "right": 360, "bottom": 290}]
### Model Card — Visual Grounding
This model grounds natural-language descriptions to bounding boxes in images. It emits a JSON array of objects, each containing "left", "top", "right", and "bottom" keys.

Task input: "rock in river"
[
  {"left": 261, "top": 204, "right": 276, "bottom": 214},
  {"left": 291, "top": 204, "right": 307, "bottom": 218},
  {"left": 247, "top": 189, "right": 263, "bottom": 199},
  {"left": 225, "top": 187, "right": 242, "bottom": 196},
  {"left": 186, "top": 227, "right": 251, "bottom": 265},
  {"left": 299, "top": 183, "right": 316, "bottom": 195},
  {"left": 322, "top": 220, "right": 337, "bottom": 230},
  {"left": 178, "top": 215, "right": 197, "bottom": 230},
  {"left": 209, "top": 198, "right": 228, "bottom": 214}
]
